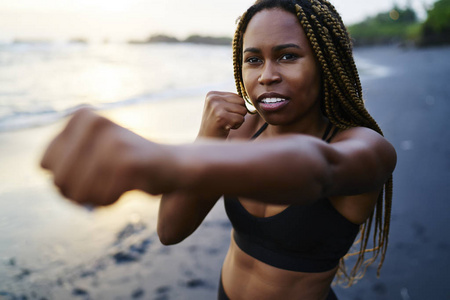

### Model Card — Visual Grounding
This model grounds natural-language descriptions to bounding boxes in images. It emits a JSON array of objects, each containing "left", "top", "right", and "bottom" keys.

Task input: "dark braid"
[
  {"left": 232, "top": 0, "right": 394, "bottom": 287},
  {"left": 233, "top": 12, "right": 248, "bottom": 106}
]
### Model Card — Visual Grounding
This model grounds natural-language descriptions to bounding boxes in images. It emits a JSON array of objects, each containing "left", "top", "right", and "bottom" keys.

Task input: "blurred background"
[
  {"left": 0, "top": 0, "right": 449, "bottom": 299},
  {"left": 0, "top": 0, "right": 438, "bottom": 43}
]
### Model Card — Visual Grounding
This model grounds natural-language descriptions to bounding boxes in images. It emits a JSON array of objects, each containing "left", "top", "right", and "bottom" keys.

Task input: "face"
[{"left": 242, "top": 8, "right": 322, "bottom": 129}]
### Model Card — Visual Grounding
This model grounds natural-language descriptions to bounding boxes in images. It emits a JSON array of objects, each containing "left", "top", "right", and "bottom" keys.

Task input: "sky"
[{"left": 0, "top": 0, "right": 438, "bottom": 42}]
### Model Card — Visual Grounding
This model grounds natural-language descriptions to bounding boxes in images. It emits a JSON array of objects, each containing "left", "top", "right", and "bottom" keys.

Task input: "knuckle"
[
  {"left": 72, "top": 107, "right": 91, "bottom": 119},
  {"left": 205, "top": 92, "right": 217, "bottom": 104},
  {"left": 209, "top": 99, "right": 220, "bottom": 110},
  {"left": 232, "top": 116, "right": 245, "bottom": 129},
  {"left": 205, "top": 91, "right": 216, "bottom": 98},
  {"left": 67, "top": 108, "right": 90, "bottom": 129},
  {"left": 88, "top": 114, "right": 109, "bottom": 133},
  {"left": 211, "top": 106, "right": 227, "bottom": 120},
  {"left": 206, "top": 92, "right": 227, "bottom": 107},
  {"left": 71, "top": 110, "right": 109, "bottom": 137},
  {"left": 214, "top": 113, "right": 228, "bottom": 125},
  {"left": 215, "top": 109, "right": 226, "bottom": 118},
  {"left": 206, "top": 91, "right": 221, "bottom": 98},
  {"left": 237, "top": 115, "right": 246, "bottom": 124},
  {"left": 238, "top": 106, "right": 248, "bottom": 115}
]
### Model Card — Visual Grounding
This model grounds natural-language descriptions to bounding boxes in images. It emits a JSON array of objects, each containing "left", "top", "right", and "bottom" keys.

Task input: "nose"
[{"left": 258, "top": 62, "right": 281, "bottom": 85}]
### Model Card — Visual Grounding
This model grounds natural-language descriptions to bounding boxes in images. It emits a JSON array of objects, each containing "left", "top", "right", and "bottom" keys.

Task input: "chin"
[{"left": 260, "top": 115, "right": 296, "bottom": 127}]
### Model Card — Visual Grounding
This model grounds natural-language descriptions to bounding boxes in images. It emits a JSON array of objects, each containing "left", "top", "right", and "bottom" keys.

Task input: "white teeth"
[{"left": 261, "top": 98, "right": 286, "bottom": 103}]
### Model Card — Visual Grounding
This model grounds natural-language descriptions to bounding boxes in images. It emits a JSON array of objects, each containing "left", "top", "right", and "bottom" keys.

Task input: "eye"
[
  {"left": 244, "top": 57, "right": 262, "bottom": 64},
  {"left": 280, "top": 53, "right": 298, "bottom": 61}
]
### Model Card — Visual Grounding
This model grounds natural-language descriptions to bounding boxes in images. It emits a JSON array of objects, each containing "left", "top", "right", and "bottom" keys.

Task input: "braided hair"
[{"left": 232, "top": 0, "right": 393, "bottom": 287}]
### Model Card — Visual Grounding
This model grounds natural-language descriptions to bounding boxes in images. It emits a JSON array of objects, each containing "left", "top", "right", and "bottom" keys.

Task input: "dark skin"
[{"left": 41, "top": 8, "right": 396, "bottom": 300}]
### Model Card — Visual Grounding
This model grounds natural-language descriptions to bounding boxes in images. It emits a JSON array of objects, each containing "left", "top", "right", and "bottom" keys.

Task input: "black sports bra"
[{"left": 224, "top": 122, "right": 359, "bottom": 272}]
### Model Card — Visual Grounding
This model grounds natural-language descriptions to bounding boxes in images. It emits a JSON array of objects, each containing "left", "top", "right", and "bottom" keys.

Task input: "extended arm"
[
  {"left": 41, "top": 109, "right": 395, "bottom": 205},
  {"left": 152, "top": 129, "right": 396, "bottom": 204}
]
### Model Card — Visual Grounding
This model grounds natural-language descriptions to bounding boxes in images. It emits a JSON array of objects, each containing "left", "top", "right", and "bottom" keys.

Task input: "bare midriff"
[{"left": 221, "top": 232, "right": 338, "bottom": 300}]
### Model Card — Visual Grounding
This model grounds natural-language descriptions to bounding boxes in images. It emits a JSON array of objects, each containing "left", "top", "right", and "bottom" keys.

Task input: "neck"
[{"left": 264, "top": 112, "right": 329, "bottom": 139}]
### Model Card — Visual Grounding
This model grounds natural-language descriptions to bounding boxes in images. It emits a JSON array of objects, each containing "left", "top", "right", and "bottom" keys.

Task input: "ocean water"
[
  {"left": 0, "top": 42, "right": 388, "bottom": 132},
  {"left": 0, "top": 42, "right": 235, "bottom": 132}
]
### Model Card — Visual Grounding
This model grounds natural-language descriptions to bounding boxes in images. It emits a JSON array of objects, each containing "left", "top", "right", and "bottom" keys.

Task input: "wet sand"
[{"left": 1, "top": 46, "right": 450, "bottom": 299}]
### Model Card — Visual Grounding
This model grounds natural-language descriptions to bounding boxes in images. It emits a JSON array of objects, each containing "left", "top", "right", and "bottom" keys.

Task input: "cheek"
[
  {"left": 308, "top": 70, "right": 321, "bottom": 94},
  {"left": 311, "top": 71, "right": 322, "bottom": 99},
  {"left": 304, "top": 77, "right": 321, "bottom": 105},
  {"left": 294, "top": 66, "right": 321, "bottom": 97},
  {"left": 242, "top": 68, "right": 258, "bottom": 95},
  {"left": 308, "top": 61, "right": 322, "bottom": 96},
  {"left": 242, "top": 68, "right": 253, "bottom": 83}
]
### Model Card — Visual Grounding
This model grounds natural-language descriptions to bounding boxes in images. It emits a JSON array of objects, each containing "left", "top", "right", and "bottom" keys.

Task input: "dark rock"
[
  {"left": 131, "top": 288, "right": 145, "bottom": 298},
  {"left": 186, "top": 278, "right": 206, "bottom": 288},
  {"left": 371, "top": 282, "right": 387, "bottom": 294},
  {"left": 112, "top": 251, "right": 139, "bottom": 264},
  {"left": 155, "top": 286, "right": 171, "bottom": 294},
  {"left": 72, "top": 288, "right": 89, "bottom": 296},
  {"left": 15, "top": 268, "right": 32, "bottom": 280}
]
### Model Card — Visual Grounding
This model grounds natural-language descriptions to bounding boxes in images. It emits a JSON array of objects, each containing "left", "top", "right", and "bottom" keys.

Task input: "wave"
[
  {"left": 0, "top": 81, "right": 234, "bottom": 132},
  {"left": 355, "top": 57, "right": 392, "bottom": 80}
]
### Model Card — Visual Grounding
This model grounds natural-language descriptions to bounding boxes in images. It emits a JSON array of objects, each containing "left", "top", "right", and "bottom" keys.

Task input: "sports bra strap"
[
  {"left": 251, "top": 123, "right": 268, "bottom": 140},
  {"left": 326, "top": 127, "right": 339, "bottom": 143},
  {"left": 321, "top": 122, "right": 333, "bottom": 141}
]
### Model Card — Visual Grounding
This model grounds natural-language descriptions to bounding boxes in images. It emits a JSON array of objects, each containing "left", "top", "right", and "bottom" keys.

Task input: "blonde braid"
[
  {"left": 233, "top": 11, "right": 255, "bottom": 111},
  {"left": 308, "top": 2, "right": 373, "bottom": 128},
  {"left": 295, "top": 4, "right": 358, "bottom": 130}
]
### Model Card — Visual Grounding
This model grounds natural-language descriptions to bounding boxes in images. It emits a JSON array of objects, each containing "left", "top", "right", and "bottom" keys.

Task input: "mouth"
[
  {"left": 257, "top": 92, "right": 289, "bottom": 102},
  {"left": 257, "top": 93, "right": 289, "bottom": 111},
  {"left": 260, "top": 97, "right": 287, "bottom": 104}
]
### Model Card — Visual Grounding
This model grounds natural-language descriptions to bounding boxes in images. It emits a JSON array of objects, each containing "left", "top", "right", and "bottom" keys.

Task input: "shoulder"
[
  {"left": 332, "top": 126, "right": 388, "bottom": 142},
  {"left": 228, "top": 113, "right": 264, "bottom": 140},
  {"left": 325, "top": 126, "right": 397, "bottom": 195},
  {"left": 333, "top": 127, "right": 396, "bottom": 166}
]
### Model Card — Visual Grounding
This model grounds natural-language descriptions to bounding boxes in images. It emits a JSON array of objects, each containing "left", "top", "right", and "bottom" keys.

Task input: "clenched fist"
[
  {"left": 40, "top": 109, "right": 174, "bottom": 206},
  {"left": 198, "top": 91, "right": 248, "bottom": 139}
]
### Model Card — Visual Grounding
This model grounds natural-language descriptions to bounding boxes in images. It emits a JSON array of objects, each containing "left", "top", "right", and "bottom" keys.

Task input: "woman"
[{"left": 41, "top": 0, "right": 396, "bottom": 299}]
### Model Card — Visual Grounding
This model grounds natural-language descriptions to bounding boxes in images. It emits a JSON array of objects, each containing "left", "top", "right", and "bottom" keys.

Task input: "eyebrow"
[{"left": 243, "top": 43, "right": 301, "bottom": 53}]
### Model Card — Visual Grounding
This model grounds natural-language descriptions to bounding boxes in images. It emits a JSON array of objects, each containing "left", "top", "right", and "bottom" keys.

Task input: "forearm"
[
  {"left": 156, "top": 125, "right": 228, "bottom": 245},
  {"left": 152, "top": 135, "right": 332, "bottom": 205},
  {"left": 157, "top": 191, "right": 221, "bottom": 245}
]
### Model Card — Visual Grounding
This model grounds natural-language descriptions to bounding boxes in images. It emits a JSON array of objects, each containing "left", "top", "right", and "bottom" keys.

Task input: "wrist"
[
  {"left": 133, "top": 141, "right": 180, "bottom": 195},
  {"left": 197, "top": 129, "right": 229, "bottom": 140}
]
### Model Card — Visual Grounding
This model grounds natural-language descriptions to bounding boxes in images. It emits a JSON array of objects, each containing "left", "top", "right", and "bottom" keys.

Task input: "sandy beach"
[{"left": 1, "top": 45, "right": 450, "bottom": 299}]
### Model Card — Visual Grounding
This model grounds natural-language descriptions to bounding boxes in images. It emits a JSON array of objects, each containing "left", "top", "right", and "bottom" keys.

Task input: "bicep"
[
  {"left": 157, "top": 191, "right": 221, "bottom": 245},
  {"left": 325, "top": 128, "right": 397, "bottom": 197}
]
